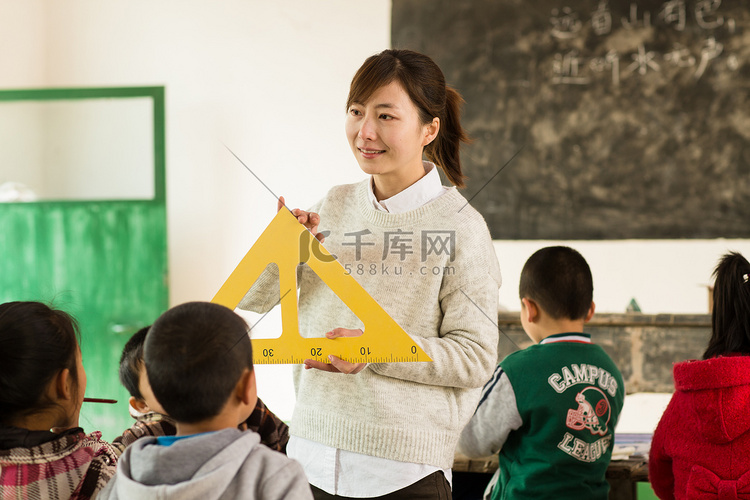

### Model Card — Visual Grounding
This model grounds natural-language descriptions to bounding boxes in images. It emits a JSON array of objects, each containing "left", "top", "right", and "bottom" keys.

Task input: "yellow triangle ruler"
[{"left": 212, "top": 208, "right": 432, "bottom": 365}]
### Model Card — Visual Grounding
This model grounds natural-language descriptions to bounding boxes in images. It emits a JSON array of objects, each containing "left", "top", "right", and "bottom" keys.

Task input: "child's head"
[
  {"left": 704, "top": 251, "right": 750, "bottom": 359},
  {"left": 519, "top": 246, "right": 594, "bottom": 341},
  {"left": 119, "top": 326, "right": 166, "bottom": 415},
  {"left": 144, "top": 302, "right": 256, "bottom": 426},
  {"left": 0, "top": 301, "right": 86, "bottom": 430}
]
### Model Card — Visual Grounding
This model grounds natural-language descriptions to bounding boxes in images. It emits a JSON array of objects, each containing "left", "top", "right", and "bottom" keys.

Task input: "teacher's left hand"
[{"left": 304, "top": 328, "right": 367, "bottom": 375}]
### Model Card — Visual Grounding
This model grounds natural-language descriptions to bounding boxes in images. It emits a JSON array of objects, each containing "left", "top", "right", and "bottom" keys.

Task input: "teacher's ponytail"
[{"left": 424, "top": 85, "right": 470, "bottom": 187}]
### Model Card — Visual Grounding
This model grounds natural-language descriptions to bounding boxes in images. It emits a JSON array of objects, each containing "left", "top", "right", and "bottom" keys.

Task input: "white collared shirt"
[
  {"left": 366, "top": 161, "right": 449, "bottom": 213},
  {"left": 287, "top": 161, "right": 451, "bottom": 497}
]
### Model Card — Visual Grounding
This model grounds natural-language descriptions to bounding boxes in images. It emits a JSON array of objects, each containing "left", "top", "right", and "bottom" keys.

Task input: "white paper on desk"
[{"left": 616, "top": 393, "right": 671, "bottom": 434}]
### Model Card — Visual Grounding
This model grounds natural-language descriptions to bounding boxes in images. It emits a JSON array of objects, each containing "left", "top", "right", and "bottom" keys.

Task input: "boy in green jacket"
[{"left": 458, "top": 246, "right": 624, "bottom": 499}]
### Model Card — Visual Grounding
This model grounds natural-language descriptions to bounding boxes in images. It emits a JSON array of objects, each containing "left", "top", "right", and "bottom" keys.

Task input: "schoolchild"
[
  {"left": 0, "top": 301, "right": 119, "bottom": 500},
  {"left": 112, "top": 325, "right": 177, "bottom": 452},
  {"left": 240, "top": 49, "right": 501, "bottom": 499},
  {"left": 116, "top": 325, "right": 289, "bottom": 452},
  {"left": 99, "top": 301, "right": 312, "bottom": 500},
  {"left": 118, "top": 326, "right": 169, "bottom": 417},
  {"left": 649, "top": 252, "right": 750, "bottom": 499},
  {"left": 458, "top": 246, "right": 625, "bottom": 500}
]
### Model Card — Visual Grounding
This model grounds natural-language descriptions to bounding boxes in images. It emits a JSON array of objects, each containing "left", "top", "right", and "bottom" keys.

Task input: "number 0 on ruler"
[{"left": 212, "top": 208, "right": 432, "bottom": 365}]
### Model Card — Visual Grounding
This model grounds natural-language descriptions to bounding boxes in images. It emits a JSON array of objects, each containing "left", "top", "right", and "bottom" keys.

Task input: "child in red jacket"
[{"left": 649, "top": 252, "right": 750, "bottom": 499}]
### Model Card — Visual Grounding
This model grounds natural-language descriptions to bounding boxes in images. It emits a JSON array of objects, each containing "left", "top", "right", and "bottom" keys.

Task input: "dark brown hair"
[
  {"left": 346, "top": 49, "right": 470, "bottom": 187},
  {"left": 0, "top": 301, "right": 80, "bottom": 425},
  {"left": 704, "top": 252, "right": 750, "bottom": 359}
]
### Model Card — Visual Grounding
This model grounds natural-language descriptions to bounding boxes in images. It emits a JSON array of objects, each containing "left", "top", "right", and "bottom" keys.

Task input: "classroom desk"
[{"left": 452, "top": 453, "right": 649, "bottom": 500}]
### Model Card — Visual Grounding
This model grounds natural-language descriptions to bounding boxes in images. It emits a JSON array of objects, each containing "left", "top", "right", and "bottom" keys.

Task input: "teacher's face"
[{"left": 345, "top": 81, "right": 435, "bottom": 188}]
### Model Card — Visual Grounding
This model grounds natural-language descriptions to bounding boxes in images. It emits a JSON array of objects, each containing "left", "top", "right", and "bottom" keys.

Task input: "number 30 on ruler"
[{"left": 212, "top": 208, "right": 431, "bottom": 365}]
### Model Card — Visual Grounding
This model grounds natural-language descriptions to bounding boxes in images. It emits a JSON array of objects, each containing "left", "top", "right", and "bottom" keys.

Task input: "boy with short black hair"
[
  {"left": 101, "top": 302, "right": 311, "bottom": 500},
  {"left": 458, "top": 246, "right": 625, "bottom": 500},
  {"left": 116, "top": 324, "right": 290, "bottom": 453}
]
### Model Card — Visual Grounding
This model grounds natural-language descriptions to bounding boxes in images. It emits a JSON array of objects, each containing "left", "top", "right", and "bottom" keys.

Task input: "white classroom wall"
[
  {"left": 2, "top": 1, "right": 748, "bottom": 420},
  {"left": 496, "top": 239, "right": 750, "bottom": 314},
  {"left": 0, "top": 1, "right": 46, "bottom": 194},
  {"left": 0, "top": 0, "right": 390, "bottom": 418},
  {"left": 36, "top": 0, "right": 390, "bottom": 306}
]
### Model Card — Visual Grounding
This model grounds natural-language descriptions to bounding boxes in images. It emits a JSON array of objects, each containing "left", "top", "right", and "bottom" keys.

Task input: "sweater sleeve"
[
  {"left": 649, "top": 396, "right": 677, "bottom": 500},
  {"left": 458, "top": 365, "right": 523, "bottom": 457},
  {"left": 368, "top": 273, "right": 499, "bottom": 388}
]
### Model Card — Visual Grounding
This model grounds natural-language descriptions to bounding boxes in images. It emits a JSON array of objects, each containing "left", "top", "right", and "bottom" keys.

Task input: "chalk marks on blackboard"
[
  {"left": 550, "top": 1, "right": 742, "bottom": 87},
  {"left": 392, "top": 0, "right": 750, "bottom": 239}
]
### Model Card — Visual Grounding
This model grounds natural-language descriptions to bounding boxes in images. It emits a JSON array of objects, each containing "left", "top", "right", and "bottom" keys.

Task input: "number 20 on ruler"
[{"left": 212, "top": 208, "right": 432, "bottom": 365}]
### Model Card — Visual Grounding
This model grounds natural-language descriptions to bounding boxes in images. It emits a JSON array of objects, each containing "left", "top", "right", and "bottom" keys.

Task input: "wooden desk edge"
[{"left": 453, "top": 453, "right": 649, "bottom": 482}]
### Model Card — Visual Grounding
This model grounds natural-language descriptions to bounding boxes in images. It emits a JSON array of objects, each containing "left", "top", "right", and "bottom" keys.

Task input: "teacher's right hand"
[{"left": 277, "top": 196, "right": 325, "bottom": 244}]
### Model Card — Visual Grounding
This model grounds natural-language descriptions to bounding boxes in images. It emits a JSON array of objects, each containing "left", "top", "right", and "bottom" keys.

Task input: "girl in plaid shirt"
[{"left": 0, "top": 301, "right": 118, "bottom": 500}]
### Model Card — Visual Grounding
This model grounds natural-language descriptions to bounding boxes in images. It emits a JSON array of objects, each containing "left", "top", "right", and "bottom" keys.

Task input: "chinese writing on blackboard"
[{"left": 551, "top": 1, "right": 739, "bottom": 85}]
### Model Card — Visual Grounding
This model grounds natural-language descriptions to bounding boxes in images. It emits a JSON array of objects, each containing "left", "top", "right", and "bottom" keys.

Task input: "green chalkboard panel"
[
  {"left": 0, "top": 202, "right": 168, "bottom": 439},
  {"left": 393, "top": 0, "right": 750, "bottom": 239},
  {"left": 0, "top": 87, "right": 167, "bottom": 440}
]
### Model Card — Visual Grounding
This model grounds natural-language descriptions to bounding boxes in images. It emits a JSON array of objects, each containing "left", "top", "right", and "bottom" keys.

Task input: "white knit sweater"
[{"left": 239, "top": 179, "right": 501, "bottom": 468}]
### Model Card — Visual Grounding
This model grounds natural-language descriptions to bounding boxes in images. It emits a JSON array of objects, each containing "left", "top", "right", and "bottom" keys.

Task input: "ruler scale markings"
[{"left": 212, "top": 208, "right": 431, "bottom": 365}]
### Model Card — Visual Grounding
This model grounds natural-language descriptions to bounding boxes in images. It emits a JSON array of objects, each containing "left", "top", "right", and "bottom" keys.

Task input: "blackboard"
[{"left": 392, "top": 0, "right": 750, "bottom": 239}]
